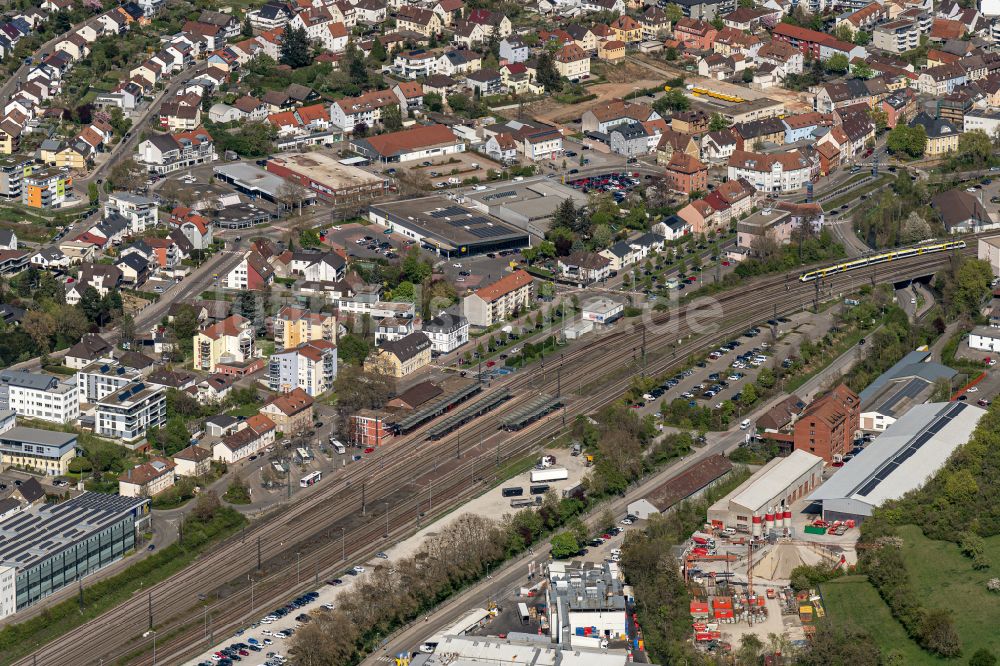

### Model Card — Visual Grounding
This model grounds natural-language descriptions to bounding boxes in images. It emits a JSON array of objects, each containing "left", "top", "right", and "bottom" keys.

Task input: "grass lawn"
[
  {"left": 821, "top": 575, "right": 932, "bottom": 664},
  {"left": 897, "top": 524, "right": 1000, "bottom": 658},
  {"left": 228, "top": 403, "right": 261, "bottom": 418},
  {"left": 823, "top": 525, "right": 1000, "bottom": 662}
]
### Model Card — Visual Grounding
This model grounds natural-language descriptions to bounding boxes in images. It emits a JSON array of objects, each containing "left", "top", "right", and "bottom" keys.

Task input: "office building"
[
  {"left": 421, "top": 313, "right": 469, "bottom": 354},
  {"left": 0, "top": 492, "right": 149, "bottom": 618}
]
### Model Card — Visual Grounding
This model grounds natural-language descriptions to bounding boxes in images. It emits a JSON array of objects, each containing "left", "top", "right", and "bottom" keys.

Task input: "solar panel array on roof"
[
  {"left": 857, "top": 403, "right": 965, "bottom": 497},
  {"left": 470, "top": 226, "right": 510, "bottom": 238},
  {"left": 430, "top": 206, "right": 466, "bottom": 218},
  {"left": 879, "top": 378, "right": 928, "bottom": 416}
]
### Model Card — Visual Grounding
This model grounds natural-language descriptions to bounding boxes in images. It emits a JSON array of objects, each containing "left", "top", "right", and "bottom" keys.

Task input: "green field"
[
  {"left": 822, "top": 524, "right": 1000, "bottom": 662},
  {"left": 821, "top": 576, "right": 932, "bottom": 664}
]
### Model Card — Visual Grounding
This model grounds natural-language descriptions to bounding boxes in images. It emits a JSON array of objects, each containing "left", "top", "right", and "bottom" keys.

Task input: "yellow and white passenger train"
[{"left": 799, "top": 241, "right": 966, "bottom": 282}]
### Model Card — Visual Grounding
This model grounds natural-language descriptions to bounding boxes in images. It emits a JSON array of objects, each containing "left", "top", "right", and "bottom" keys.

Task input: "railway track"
[{"left": 13, "top": 248, "right": 970, "bottom": 666}]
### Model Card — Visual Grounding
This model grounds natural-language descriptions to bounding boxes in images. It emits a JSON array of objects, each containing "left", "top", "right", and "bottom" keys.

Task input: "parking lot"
[
  {"left": 567, "top": 171, "right": 644, "bottom": 201},
  {"left": 634, "top": 308, "right": 840, "bottom": 419},
  {"left": 396, "top": 152, "right": 501, "bottom": 188}
]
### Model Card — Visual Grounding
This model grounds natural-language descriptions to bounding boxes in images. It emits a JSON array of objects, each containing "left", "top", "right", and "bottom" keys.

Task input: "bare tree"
[{"left": 276, "top": 180, "right": 309, "bottom": 216}]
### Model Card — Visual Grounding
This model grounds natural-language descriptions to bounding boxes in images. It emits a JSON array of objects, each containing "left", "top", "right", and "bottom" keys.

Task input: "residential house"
[
  {"left": 212, "top": 413, "right": 276, "bottom": 463},
  {"left": 557, "top": 251, "right": 611, "bottom": 285},
  {"left": 193, "top": 314, "right": 256, "bottom": 372},
  {"left": 365, "top": 332, "right": 432, "bottom": 377}
]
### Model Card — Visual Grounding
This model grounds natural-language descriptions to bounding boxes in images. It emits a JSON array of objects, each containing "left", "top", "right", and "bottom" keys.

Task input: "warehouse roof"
[
  {"left": 0, "top": 427, "right": 77, "bottom": 449},
  {"left": 809, "top": 401, "right": 984, "bottom": 511},
  {"left": 645, "top": 454, "right": 733, "bottom": 512},
  {"left": 858, "top": 350, "right": 955, "bottom": 404},
  {"left": 723, "top": 449, "right": 823, "bottom": 513}
]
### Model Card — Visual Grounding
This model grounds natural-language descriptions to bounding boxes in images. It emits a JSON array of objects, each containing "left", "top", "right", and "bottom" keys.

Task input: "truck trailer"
[{"left": 530, "top": 467, "right": 569, "bottom": 483}]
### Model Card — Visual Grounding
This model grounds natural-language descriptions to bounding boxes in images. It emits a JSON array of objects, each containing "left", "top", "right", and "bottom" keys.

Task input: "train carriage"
[{"left": 799, "top": 241, "right": 966, "bottom": 282}]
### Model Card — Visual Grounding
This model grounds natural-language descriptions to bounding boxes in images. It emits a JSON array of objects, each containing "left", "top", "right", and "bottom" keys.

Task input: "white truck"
[{"left": 530, "top": 467, "right": 569, "bottom": 483}]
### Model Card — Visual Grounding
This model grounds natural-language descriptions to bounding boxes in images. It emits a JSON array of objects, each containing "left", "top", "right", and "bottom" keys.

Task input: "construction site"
[{"left": 683, "top": 450, "right": 857, "bottom": 654}]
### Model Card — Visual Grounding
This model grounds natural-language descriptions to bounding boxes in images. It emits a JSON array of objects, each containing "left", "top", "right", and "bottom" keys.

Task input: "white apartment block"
[
  {"left": 95, "top": 382, "right": 167, "bottom": 445},
  {"left": 0, "top": 371, "right": 79, "bottom": 424}
]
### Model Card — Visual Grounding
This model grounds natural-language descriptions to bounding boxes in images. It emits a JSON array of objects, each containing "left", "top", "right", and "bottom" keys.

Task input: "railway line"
[{"left": 13, "top": 246, "right": 971, "bottom": 666}]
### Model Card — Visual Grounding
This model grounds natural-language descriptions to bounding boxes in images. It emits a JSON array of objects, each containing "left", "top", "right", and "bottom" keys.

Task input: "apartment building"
[
  {"left": 95, "top": 381, "right": 167, "bottom": 445},
  {"left": 350, "top": 410, "right": 389, "bottom": 448},
  {"left": 22, "top": 168, "right": 72, "bottom": 209},
  {"left": 873, "top": 18, "right": 920, "bottom": 54},
  {"left": 726, "top": 149, "right": 817, "bottom": 193},
  {"left": 267, "top": 340, "right": 337, "bottom": 396},
  {"left": 103, "top": 192, "right": 159, "bottom": 234},
  {"left": 75, "top": 362, "right": 142, "bottom": 404},
  {"left": 793, "top": 384, "right": 860, "bottom": 463},
  {"left": 193, "top": 315, "right": 256, "bottom": 372},
  {"left": 0, "top": 156, "right": 33, "bottom": 201},
  {"left": 329, "top": 89, "right": 401, "bottom": 133},
  {"left": 273, "top": 305, "right": 336, "bottom": 351},
  {"left": 0, "top": 426, "right": 77, "bottom": 476},
  {"left": 0, "top": 371, "right": 79, "bottom": 424},
  {"left": 462, "top": 270, "right": 534, "bottom": 328},
  {"left": 136, "top": 128, "right": 216, "bottom": 175}
]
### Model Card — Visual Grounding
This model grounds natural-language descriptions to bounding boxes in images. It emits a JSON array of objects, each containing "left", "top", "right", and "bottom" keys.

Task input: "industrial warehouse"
[
  {"left": 808, "top": 402, "right": 985, "bottom": 523},
  {"left": 707, "top": 450, "right": 824, "bottom": 534},
  {"left": 264, "top": 151, "right": 389, "bottom": 205},
  {"left": 368, "top": 196, "right": 530, "bottom": 257},
  {"left": 0, "top": 492, "right": 149, "bottom": 618}
]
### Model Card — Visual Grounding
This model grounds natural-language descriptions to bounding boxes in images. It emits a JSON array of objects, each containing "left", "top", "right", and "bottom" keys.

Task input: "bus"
[
  {"left": 300, "top": 471, "right": 322, "bottom": 487},
  {"left": 297, "top": 447, "right": 313, "bottom": 462},
  {"left": 510, "top": 498, "right": 536, "bottom": 508},
  {"left": 502, "top": 487, "right": 524, "bottom": 497}
]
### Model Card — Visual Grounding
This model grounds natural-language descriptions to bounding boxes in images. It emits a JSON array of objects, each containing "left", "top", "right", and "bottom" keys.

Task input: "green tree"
[
  {"left": 242, "top": 14, "right": 254, "bottom": 38},
  {"left": 665, "top": 46, "right": 678, "bottom": 61},
  {"left": 338, "top": 333, "right": 369, "bottom": 365},
  {"left": 424, "top": 91, "right": 443, "bottom": 112},
  {"left": 381, "top": 104, "right": 402, "bottom": 131},
  {"left": 535, "top": 50, "right": 563, "bottom": 92},
  {"left": 169, "top": 304, "right": 199, "bottom": 355},
  {"left": 109, "top": 107, "right": 131, "bottom": 137},
  {"left": 368, "top": 37, "right": 387, "bottom": 63},
  {"left": 920, "top": 609, "right": 961, "bottom": 657},
  {"left": 88, "top": 181, "right": 99, "bottom": 206},
  {"left": 737, "top": 634, "right": 764, "bottom": 665},
  {"left": 709, "top": 113, "right": 731, "bottom": 132},
  {"left": 825, "top": 53, "right": 849, "bottom": 74},
  {"left": 299, "top": 228, "right": 323, "bottom": 248},
  {"left": 742, "top": 383, "right": 758, "bottom": 405},
  {"left": 550, "top": 531, "right": 580, "bottom": 558},
  {"left": 852, "top": 62, "right": 873, "bottom": 79},
  {"left": 970, "top": 649, "right": 998, "bottom": 666},
  {"left": 653, "top": 88, "right": 689, "bottom": 114},
  {"left": 161, "top": 416, "right": 191, "bottom": 456},
  {"left": 279, "top": 26, "right": 311, "bottom": 68},
  {"left": 664, "top": 3, "right": 683, "bottom": 22},
  {"left": 854, "top": 30, "right": 871, "bottom": 45},
  {"left": 958, "top": 130, "right": 992, "bottom": 165}
]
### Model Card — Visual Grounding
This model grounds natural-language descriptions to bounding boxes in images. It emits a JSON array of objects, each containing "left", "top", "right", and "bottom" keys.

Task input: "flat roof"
[
  {"left": 0, "top": 426, "right": 77, "bottom": 448},
  {"left": 723, "top": 449, "right": 824, "bottom": 513},
  {"left": 809, "top": 402, "right": 984, "bottom": 510},
  {"left": 0, "top": 492, "right": 148, "bottom": 571},
  {"left": 213, "top": 163, "right": 289, "bottom": 197},
  {"left": 462, "top": 177, "right": 589, "bottom": 222},
  {"left": 268, "top": 151, "right": 385, "bottom": 189},
  {"left": 370, "top": 196, "right": 528, "bottom": 252},
  {"left": 862, "top": 376, "right": 934, "bottom": 418}
]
